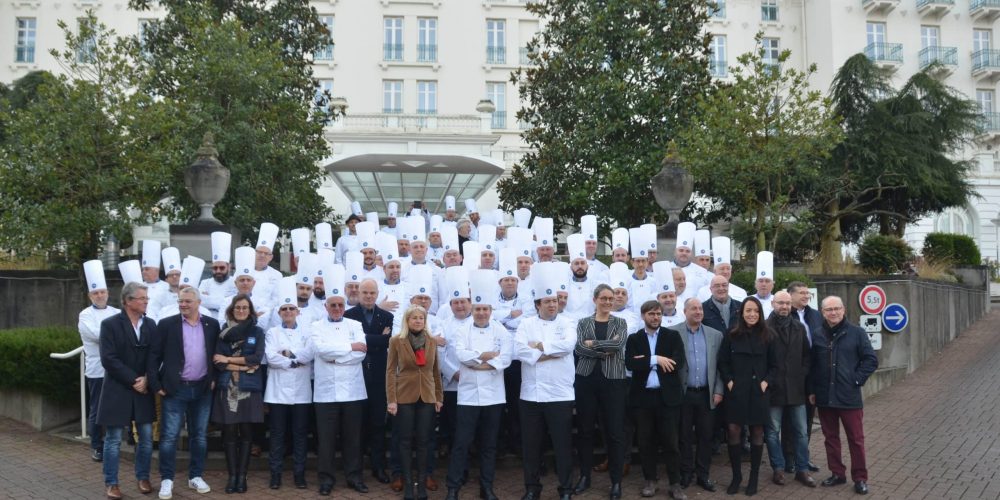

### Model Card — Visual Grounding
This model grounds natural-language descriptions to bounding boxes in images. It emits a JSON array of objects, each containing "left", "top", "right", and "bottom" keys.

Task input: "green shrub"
[
  {"left": 859, "top": 235, "right": 914, "bottom": 274},
  {"left": 0, "top": 327, "right": 81, "bottom": 404},
  {"left": 732, "top": 269, "right": 815, "bottom": 294},
  {"left": 923, "top": 232, "right": 981, "bottom": 266}
]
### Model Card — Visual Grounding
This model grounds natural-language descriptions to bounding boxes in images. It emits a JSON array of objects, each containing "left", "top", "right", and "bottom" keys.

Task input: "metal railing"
[
  {"left": 314, "top": 44, "right": 334, "bottom": 61},
  {"left": 918, "top": 46, "right": 957, "bottom": 68},
  {"left": 339, "top": 112, "right": 483, "bottom": 131},
  {"left": 492, "top": 110, "right": 507, "bottom": 129},
  {"left": 383, "top": 43, "right": 403, "bottom": 61},
  {"left": 417, "top": 44, "right": 437, "bottom": 62},
  {"left": 710, "top": 0, "right": 726, "bottom": 18},
  {"left": 972, "top": 48, "right": 1000, "bottom": 71},
  {"left": 519, "top": 47, "right": 533, "bottom": 65},
  {"left": 487, "top": 46, "right": 506, "bottom": 64},
  {"left": 980, "top": 112, "right": 1000, "bottom": 133},
  {"left": 50, "top": 346, "right": 87, "bottom": 439},
  {"left": 864, "top": 42, "right": 904, "bottom": 63},
  {"left": 971, "top": 0, "right": 1000, "bottom": 10},
  {"left": 917, "top": 0, "right": 954, "bottom": 7},
  {"left": 710, "top": 59, "right": 727, "bottom": 77}
]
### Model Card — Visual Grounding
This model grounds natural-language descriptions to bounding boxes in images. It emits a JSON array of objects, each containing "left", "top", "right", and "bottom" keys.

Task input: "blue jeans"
[
  {"left": 765, "top": 405, "right": 809, "bottom": 472},
  {"left": 158, "top": 384, "right": 212, "bottom": 480},
  {"left": 103, "top": 423, "right": 152, "bottom": 485}
]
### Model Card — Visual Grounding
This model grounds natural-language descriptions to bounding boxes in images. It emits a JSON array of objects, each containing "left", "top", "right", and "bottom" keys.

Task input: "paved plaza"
[{"left": 1, "top": 308, "right": 998, "bottom": 500}]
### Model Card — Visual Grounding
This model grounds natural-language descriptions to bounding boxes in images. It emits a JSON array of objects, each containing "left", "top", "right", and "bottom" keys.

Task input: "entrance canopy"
[{"left": 325, "top": 154, "right": 504, "bottom": 215}]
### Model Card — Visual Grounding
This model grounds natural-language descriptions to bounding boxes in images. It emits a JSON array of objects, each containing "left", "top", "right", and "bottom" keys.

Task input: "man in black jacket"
[
  {"left": 787, "top": 281, "right": 823, "bottom": 472},
  {"left": 344, "top": 278, "right": 395, "bottom": 488},
  {"left": 764, "top": 292, "right": 816, "bottom": 488},
  {"left": 702, "top": 275, "right": 741, "bottom": 335},
  {"left": 809, "top": 296, "right": 878, "bottom": 496},
  {"left": 148, "top": 287, "right": 220, "bottom": 499},
  {"left": 626, "top": 301, "right": 688, "bottom": 500},
  {"left": 98, "top": 282, "right": 157, "bottom": 500}
]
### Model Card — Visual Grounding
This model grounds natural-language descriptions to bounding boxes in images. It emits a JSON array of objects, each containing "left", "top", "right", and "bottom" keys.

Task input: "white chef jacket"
[
  {"left": 454, "top": 320, "right": 512, "bottom": 406},
  {"left": 753, "top": 294, "right": 774, "bottom": 320},
  {"left": 377, "top": 280, "right": 407, "bottom": 314},
  {"left": 361, "top": 265, "right": 386, "bottom": 283},
  {"left": 496, "top": 292, "right": 534, "bottom": 333},
  {"left": 251, "top": 266, "right": 283, "bottom": 307},
  {"left": 438, "top": 314, "right": 471, "bottom": 392},
  {"left": 587, "top": 259, "right": 610, "bottom": 283},
  {"left": 78, "top": 304, "right": 120, "bottom": 378},
  {"left": 563, "top": 277, "right": 601, "bottom": 323},
  {"left": 679, "top": 264, "right": 712, "bottom": 298},
  {"left": 696, "top": 282, "right": 748, "bottom": 303},
  {"left": 628, "top": 274, "right": 656, "bottom": 313},
  {"left": 199, "top": 276, "right": 237, "bottom": 313},
  {"left": 147, "top": 286, "right": 177, "bottom": 322},
  {"left": 264, "top": 322, "right": 314, "bottom": 404},
  {"left": 310, "top": 317, "right": 367, "bottom": 403},
  {"left": 514, "top": 314, "right": 577, "bottom": 402},
  {"left": 662, "top": 309, "right": 686, "bottom": 329},
  {"left": 335, "top": 234, "right": 359, "bottom": 264},
  {"left": 611, "top": 307, "right": 642, "bottom": 336}
]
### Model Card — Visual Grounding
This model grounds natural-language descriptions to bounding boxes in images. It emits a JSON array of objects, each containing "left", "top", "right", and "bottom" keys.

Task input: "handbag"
[{"left": 238, "top": 367, "right": 264, "bottom": 393}]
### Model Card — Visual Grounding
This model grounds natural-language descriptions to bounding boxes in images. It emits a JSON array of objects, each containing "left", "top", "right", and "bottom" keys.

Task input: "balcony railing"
[
  {"left": 314, "top": 44, "right": 334, "bottom": 61},
  {"left": 520, "top": 47, "right": 533, "bottom": 65},
  {"left": 918, "top": 46, "right": 957, "bottom": 68},
  {"left": 971, "top": 0, "right": 1000, "bottom": 9},
  {"left": 492, "top": 110, "right": 506, "bottom": 129},
  {"left": 336, "top": 113, "right": 484, "bottom": 133},
  {"left": 711, "top": 0, "right": 726, "bottom": 18},
  {"left": 972, "top": 49, "right": 1000, "bottom": 72},
  {"left": 383, "top": 43, "right": 403, "bottom": 61},
  {"left": 417, "top": 44, "right": 437, "bottom": 62},
  {"left": 917, "top": 0, "right": 953, "bottom": 6},
  {"left": 864, "top": 42, "right": 903, "bottom": 64},
  {"left": 979, "top": 111, "right": 1000, "bottom": 133},
  {"left": 710, "top": 59, "right": 727, "bottom": 77},
  {"left": 487, "top": 46, "right": 506, "bottom": 64},
  {"left": 971, "top": 0, "right": 1000, "bottom": 21}
]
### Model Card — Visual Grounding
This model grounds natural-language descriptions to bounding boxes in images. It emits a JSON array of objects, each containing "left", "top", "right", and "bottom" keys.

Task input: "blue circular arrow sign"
[{"left": 882, "top": 303, "right": 908, "bottom": 333}]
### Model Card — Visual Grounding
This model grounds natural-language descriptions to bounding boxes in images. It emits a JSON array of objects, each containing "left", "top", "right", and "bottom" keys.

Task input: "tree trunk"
[
  {"left": 879, "top": 213, "right": 891, "bottom": 235},
  {"left": 756, "top": 205, "right": 767, "bottom": 252},
  {"left": 817, "top": 199, "right": 844, "bottom": 274}
]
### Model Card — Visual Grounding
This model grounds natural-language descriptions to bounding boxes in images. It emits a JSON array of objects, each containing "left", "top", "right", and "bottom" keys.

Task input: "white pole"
[{"left": 79, "top": 354, "right": 87, "bottom": 440}]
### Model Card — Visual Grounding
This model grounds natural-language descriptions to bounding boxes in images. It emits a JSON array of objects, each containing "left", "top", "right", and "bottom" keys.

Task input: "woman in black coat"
[{"left": 718, "top": 296, "right": 777, "bottom": 496}]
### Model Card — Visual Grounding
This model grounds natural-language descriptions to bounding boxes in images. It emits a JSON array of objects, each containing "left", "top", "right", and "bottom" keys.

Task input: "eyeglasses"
[
  {"left": 822, "top": 306, "right": 844, "bottom": 312},
  {"left": 212, "top": 266, "right": 228, "bottom": 271},
  {"left": 279, "top": 307, "right": 297, "bottom": 312}
]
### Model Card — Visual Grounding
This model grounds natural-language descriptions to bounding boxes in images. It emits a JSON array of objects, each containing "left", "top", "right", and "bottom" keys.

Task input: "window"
[
  {"left": 417, "top": 81, "right": 437, "bottom": 114},
  {"left": 710, "top": 35, "right": 727, "bottom": 77},
  {"left": 77, "top": 18, "right": 97, "bottom": 63},
  {"left": 761, "top": 37, "right": 779, "bottom": 67},
  {"left": 315, "top": 16, "right": 334, "bottom": 61},
  {"left": 711, "top": 0, "right": 726, "bottom": 18},
  {"left": 384, "top": 17, "right": 403, "bottom": 61},
  {"left": 866, "top": 22, "right": 887, "bottom": 59},
  {"left": 934, "top": 207, "right": 976, "bottom": 238},
  {"left": 920, "top": 25, "right": 939, "bottom": 49},
  {"left": 974, "top": 29, "right": 992, "bottom": 68},
  {"left": 761, "top": 0, "right": 778, "bottom": 22},
  {"left": 15, "top": 18, "right": 36, "bottom": 63},
  {"left": 486, "top": 82, "right": 506, "bottom": 129},
  {"left": 315, "top": 79, "right": 333, "bottom": 115},
  {"left": 486, "top": 19, "right": 506, "bottom": 64},
  {"left": 977, "top": 90, "right": 994, "bottom": 113},
  {"left": 418, "top": 18, "right": 437, "bottom": 62},
  {"left": 383, "top": 80, "right": 403, "bottom": 113}
]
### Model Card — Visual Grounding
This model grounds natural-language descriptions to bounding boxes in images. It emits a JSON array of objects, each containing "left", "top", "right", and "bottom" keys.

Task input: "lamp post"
[{"left": 650, "top": 141, "right": 694, "bottom": 236}]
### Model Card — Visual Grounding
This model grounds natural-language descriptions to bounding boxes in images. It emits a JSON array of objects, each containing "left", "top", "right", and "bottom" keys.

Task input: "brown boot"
[
  {"left": 592, "top": 458, "right": 609, "bottom": 472},
  {"left": 106, "top": 485, "right": 123, "bottom": 500},
  {"left": 772, "top": 470, "right": 786, "bottom": 485},
  {"left": 795, "top": 471, "right": 817, "bottom": 487},
  {"left": 390, "top": 474, "right": 404, "bottom": 492}
]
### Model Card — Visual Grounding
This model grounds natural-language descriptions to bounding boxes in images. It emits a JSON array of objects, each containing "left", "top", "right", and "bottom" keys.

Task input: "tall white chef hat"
[
  {"left": 405, "top": 265, "right": 435, "bottom": 300},
  {"left": 356, "top": 221, "right": 378, "bottom": 250},
  {"left": 445, "top": 196, "right": 456, "bottom": 211},
  {"left": 350, "top": 201, "right": 363, "bottom": 216},
  {"left": 694, "top": 229, "right": 711, "bottom": 258},
  {"left": 324, "top": 263, "right": 346, "bottom": 299},
  {"left": 566, "top": 233, "right": 586, "bottom": 263},
  {"left": 676, "top": 222, "right": 696, "bottom": 250},
  {"left": 441, "top": 225, "right": 460, "bottom": 253},
  {"left": 609, "top": 262, "right": 631, "bottom": 290},
  {"left": 581, "top": 215, "right": 599, "bottom": 242},
  {"left": 291, "top": 227, "right": 311, "bottom": 257},
  {"left": 296, "top": 253, "right": 318, "bottom": 287},
  {"left": 492, "top": 209, "right": 507, "bottom": 228},
  {"left": 464, "top": 198, "right": 478, "bottom": 215},
  {"left": 118, "top": 260, "right": 143, "bottom": 286},
  {"left": 161, "top": 247, "right": 182, "bottom": 275},
  {"left": 513, "top": 208, "right": 532, "bottom": 228},
  {"left": 444, "top": 266, "right": 470, "bottom": 301},
  {"left": 756, "top": 251, "right": 774, "bottom": 280},
  {"left": 641, "top": 224, "right": 658, "bottom": 253},
  {"left": 234, "top": 247, "right": 256, "bottom": 278},
  {"left": 506, "top": 227, "right": 533, "bottom": 259},
  {"left": 376, "top": 232, "right": 399, "bottom": 264},
  {"left": 84, "top": 259, "right": 107, "bottom": 291},
  {"left": 653, "top": 261, "right": 675, "bottom": 294},
  {"left": 429, "top": 215, "right": 444, "bottom": 235},
  {"left": 344, "top": 251, "right": 364, "bottom": 283},
  {"left": 629, "top": 227, "right": 649, "bottom": 259},
  {"left": 478, "top": 224, "right": 497, "bottom": 253},
  {"left": 277, "top": 276, "right": 298, "bottom": 308},
  {"left": 533, "top": 217, "right": 554, "bottom": 249},
  {"left": 179, "top": 255, "right": 205, "bottom": 288},
  {"left": 316, "top": 222, "right": 334, "bottom": 251},
  {"left": 256, "top": 222, "right": 279, "bottom": 251},
  {"left": 141, "top": 240, "right": 161, "bottom": 269},
  {"left": 712, "top": 237, "right": 732, "bottom": 265},
  {"left": 366, "top": 212, "right": 380, "bottom": 231},
  {"left": 211, "top": 231, "right": 232, "bottom": 264},
  {"left": 498, "top": 247, "right": 519, "bottom": 279},
  {"left": 408, "top": 216, "right": 427, "bottom": 243},
  {"left": 469, "top": 269, "right": 497, "bottom": 307},
  {"left": 612, "top": 228, "right": 630, "bottom": 252},
  {"left": 387, "top": 202, "right": 399, "bottom": 218},
  {"left": 531, "top": 262, "right": 560, "bottom": 300},
  {"left": 462, "top": 241, "right": 481, "bottom": 271}
]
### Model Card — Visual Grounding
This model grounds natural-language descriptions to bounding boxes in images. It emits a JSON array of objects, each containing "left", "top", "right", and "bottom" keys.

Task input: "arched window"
[{"left": 934, "top": 206, "right": 977, "bottom": 238}]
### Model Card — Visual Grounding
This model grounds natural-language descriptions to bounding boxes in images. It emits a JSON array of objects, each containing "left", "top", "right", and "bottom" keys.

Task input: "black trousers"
[
  {"left": 437, "top": 391, "right": 458, "bottom": 451},
  {"left": 679, "top": 388, "right": 714, "bottom": 481},
  {"left": 397, "top": 401, "right": 435, "bottom": 483},
  {"left": 269, "top": 403, "right": 310, "bottom": 475},
  {"left": 575, "top": 373, "right": 628, "bottom": 483},
  {"left": 315, "top": 400, "right": 364, "bottom": 485},
  {"left": 446, "top": 404, "right": 504, "bottom": 489},
  {"left": 520, "top": 400, "right": 574, "bottom": 496},
  {"left": 501, "top": 360, "right": 522, "bottom": 452},
  {"left": 634, "top": 396, "right": 682, "bottom": 484},
  {"left": 86, "top": 376, "right": 104, "bottom": 451},
  {"left": 363, "top": 363, "right": 388, "bottom": 471}
]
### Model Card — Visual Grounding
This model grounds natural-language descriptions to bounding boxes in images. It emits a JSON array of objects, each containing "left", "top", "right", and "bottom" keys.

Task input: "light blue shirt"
[
  {"left": 685, "top": 324, "right": 708, "bottom": 388},
  {"left": 645, "top": 328, "right": 660, "bottom": 389}
]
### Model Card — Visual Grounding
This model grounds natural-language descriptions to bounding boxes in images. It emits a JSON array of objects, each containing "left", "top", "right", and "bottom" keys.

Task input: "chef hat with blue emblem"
[
  {"left": 366, "top": 212, "right": 380, "bottom": 231},
  {"left": 343, "top": 251, "right": 364, "bottom": 284},
  {"left": 356, "top": 221, "right": 378, "bottom": 250},
  {"left": 429, "top": 215, "right": 443, "bottom": 235},
  {"left": 118, "top": 260, "right": 143, "bottom": 286},
  {"left": 653, "top": 261, "right": 676, "bottom": 294},
  {"left": 478, "top": 224, "right": 497, "bottom": 253},
  {"left": 387, "top": 202, "right": 399, "bottom": 218},
  {"left": 375, "top": 232, "right": 400, "bottom": 264},
  {"left": 463, "top": 241, "right": 481, "bottom": 271},
  {"left": 405, "top": 265, "right": 435, "bottom": 301},
  {"left": 629, "top": 227, "right": 648, "bottom": 259},
  {"left": 141, "top": 240, "right": 161, "bottom": 269},
  {"left": 641, "top": 224, "right": 658, "bottom": 253},
  {"left": 566, "top": 233, "right": 587, "bottom": 263},
  {"left": 533, "top": 217, "right": 554, "bottom": 250},
  {"left": 277, "top": 276, "right": 298, "bottom": 308},
  {"left": 291, "top": 227, "right": 311, "bottom": 258},
  {"left": 498, "top": 247, "right": 520, "bottom": 280},
  {"left": 506, "top": 227, "right": 533, "bottom": 258},
  {"left": 532, "top": 262, "right": 559, "bottom": 300},
  {"left": 513, "top": 207, "right": 532, "bottom": 228},
  {"left": 296, "top": 253, "right": 318, "bottom": 287},
  {"left": 469, "top": 269, "right": 497, "bottom": 307},
  {"left": 210, "top": 231, "right": 232, "bottom": 264},
  {"left": 444, "top": 266, "right": 470, "bottom": 301},
  {"left": 179, "top": 255, "right": 205, "bottom": 288},
  {"left": 712, "top": 236, "right": 732, "bottom": 265},
  {"left": 161, "top": 247, "right": 182, "bottom": 276},
  {"left": 676, "top": 222, "right": 696, "bottom": 250},
  {"left": 612, "top": 228, "right": 629, "bottom": 253},
  {"left": 83, "top": 259, "right": 107, "bottom": 292},
  {"left": 316, "top": 222, "right": 334, "bottom": 251},
  {"left": 325, "top": 263, "right": 346, "bottom": 299},
  {"left": 756, "top": 251, "right": 774, "bottom": 280},
  {"left": 609, "top": 262, "right": 631, "bottom": 291},
  {"left": 441, "top": 225, "right": 460, "bottom": 253},
  {"left": 407, "top": 216, "right": 427, "bottom": 243},
  {"left": 553, "top": 261, "right": 570, "bottom": 293},
  {"left": 694, "top": 229, "right": 711, "bottom": 258},
  {"left": 445, "top": 196, "right": 457, "bottom": 212},
  {"left": 256, "top": 222, "right": 280, "bottom": 251},
  {"left": 581, "top": 215, "right": 599, "bottom": 243},
  {"left": 234, "top": 247, "right": 256, "bottom": 278},
  {"left": 350, "top": 201, "right": 363, "bottom": 217},
  {"left": 492, "top": 209, "right": 507, "bottom": 228}
]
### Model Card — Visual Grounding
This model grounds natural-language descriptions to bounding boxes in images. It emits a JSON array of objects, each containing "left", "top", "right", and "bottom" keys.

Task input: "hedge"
[
  {"left": 0, "top": 327, "right": 81, "bottom": 404},
  {"left": 859, "top": 235, "right": 914, "bottom": 274},
  {"left": 923, "top": 233, "right": 981, "bottom": 266},
  {"left": 731, "top": 269, "right": 814, "bottom": 294}
]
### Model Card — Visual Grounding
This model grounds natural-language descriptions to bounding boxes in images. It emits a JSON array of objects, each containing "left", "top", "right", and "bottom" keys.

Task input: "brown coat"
[{"left": 386, "top": 335, "right": 444, "bottom": 405}]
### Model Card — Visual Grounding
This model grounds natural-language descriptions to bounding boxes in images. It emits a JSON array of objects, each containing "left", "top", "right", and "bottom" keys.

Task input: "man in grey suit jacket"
[{"left": 669, "top": 298, "right": 725, "bottom": 492}]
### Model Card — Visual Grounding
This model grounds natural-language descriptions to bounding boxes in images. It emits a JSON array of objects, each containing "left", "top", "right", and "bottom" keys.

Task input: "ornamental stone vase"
[
  {"left": 184, "top": 132, "right": 230, "bottom": 225},
  {"left": 650, "top": 143, "right": 694, "bottom": 237}
]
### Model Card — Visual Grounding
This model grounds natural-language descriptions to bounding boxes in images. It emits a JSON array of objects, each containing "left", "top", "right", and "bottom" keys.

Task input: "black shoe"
[
  {"left": 91, "top": 449, "right": 103, "bottom": 462},
  {"left": 319, "top": 482, "right": 334, "bottom": 496},
  {"left": 269, "top": 472, "right": 281, "bottom": 489},
  {"left": 348, "top": 479, "right": 369, "bottom": 493},
  {"left": 821, "top": 475, "right": 847, "bottom": 487},
  {"left": 854, "top": 481, "right": 869, "bottom": 495},
  {"left": 373, "top": 469, "right": 391, "bottom": 484},
  {"left": 679, "top": 474, "right": 691, "bottom": 488},
  {"left": 460, "top": 469, "right": 469, "bottom": 486},
  {"left": 224, "top": 442, "right": 239, "bottom": 494},
  {"left": 609, "top": 483, "right": 622, "bottom": 499},
  {"left": 294, "top": 474, "right": 307, "bottom": 489},
  {"left": 480, "top": 486, "right": 499, "bottom": 500},
  {"left": 225, "top": 476, "right": 237, "bottom": 494},
  {"left": 559, "top": 494, "right": 572, "bottom": 500},
  {"left": 574, "top": 475, "right": 591, "bottom": 495},
  {"left": 519, "top": 492, "right": 537, "bottom": 500},
  {"left": 808, "top": 462, "right": 821, "bottom": 472},
  {"left": 697, "top": 478, "right": 717, "bottom": 492},
  {"left": 727, "top": 444, "right": 743, "bottom": 495},
  {"left": 445, "top": 488, "right": 459, "bottom": 500},
  {"left": 236, "top": 441, "right": 251, "bottom": 493}
]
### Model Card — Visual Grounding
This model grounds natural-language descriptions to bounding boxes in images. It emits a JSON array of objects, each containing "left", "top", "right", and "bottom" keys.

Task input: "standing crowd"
[{"left": 79, "top": 197, "right": 879, "bottom": 500}]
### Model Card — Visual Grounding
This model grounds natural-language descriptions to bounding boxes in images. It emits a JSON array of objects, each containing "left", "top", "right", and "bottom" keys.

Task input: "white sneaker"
[
  {"left": 158, "top": 479, "right": 173, "bottom": 499},
  {"left": 188, "top": 477, "right": 211, "bottom": 494}
]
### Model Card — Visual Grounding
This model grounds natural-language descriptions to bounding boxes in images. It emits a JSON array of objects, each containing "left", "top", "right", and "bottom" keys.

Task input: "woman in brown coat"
[{"left": 386, "top": 305, "right": 444, "bottom": 500}]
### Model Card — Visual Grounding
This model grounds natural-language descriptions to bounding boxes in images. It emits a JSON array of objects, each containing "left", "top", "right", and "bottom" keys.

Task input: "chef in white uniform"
[
  {"left": 79, "top": 259, "right": 121, "bottom": 461},
  {"left": 199, "top": 231, "right": 237, "bottom": 316}
]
